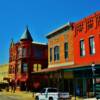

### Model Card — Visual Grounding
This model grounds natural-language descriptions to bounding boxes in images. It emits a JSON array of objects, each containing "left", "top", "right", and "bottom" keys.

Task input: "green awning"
[{"left": 63, "top": 65, "right": 100, "bottom": 72}]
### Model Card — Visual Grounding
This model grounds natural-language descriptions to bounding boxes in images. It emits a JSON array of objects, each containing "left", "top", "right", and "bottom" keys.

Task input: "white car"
[{"left": 35, "top": 87, "right": 70, "bottom": 100}]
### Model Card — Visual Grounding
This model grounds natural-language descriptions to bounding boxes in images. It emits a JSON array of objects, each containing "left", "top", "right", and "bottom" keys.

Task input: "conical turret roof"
[
  {"left": 10, "top": 39, "right": 14, "bottom": 48},
  {"left": 20, "top": 26, "right": 33, "bottom": 41}
]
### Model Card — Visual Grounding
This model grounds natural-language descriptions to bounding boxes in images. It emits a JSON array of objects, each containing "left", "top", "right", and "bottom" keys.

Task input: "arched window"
[{"left": 54, "top": 46, "right": 60, "bottom": 61}]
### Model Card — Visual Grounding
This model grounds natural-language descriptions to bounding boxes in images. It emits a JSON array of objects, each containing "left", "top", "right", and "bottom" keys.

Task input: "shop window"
[
  {"left": 80, "top": 40, "right": 85, "bottom": 56},
  {"left": 54, "top": 46, "right": 60, "bottom": 61},
  {"left": 64, "top": 42, "right": 68, "bottom": 59},
  {"left": 89, "top": 36, "right": 95, "bottom": 55}
]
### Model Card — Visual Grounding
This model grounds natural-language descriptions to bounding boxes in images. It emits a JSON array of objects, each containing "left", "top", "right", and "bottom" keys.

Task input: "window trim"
[
  {"left": 54, "top": 45, "right": 60, "bottom": 61},
  {"left": 64, "top": 42, "right": 68, "bottom": 59},
  {"left": 89, "top": 36, "right": 95, "bottom": 55},
  {"left": 80, "top": 39, "right": 85, "bottom": 57}
]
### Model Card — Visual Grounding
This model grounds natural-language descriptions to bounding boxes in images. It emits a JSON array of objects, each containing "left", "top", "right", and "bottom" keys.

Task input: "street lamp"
[{"left": 91, "top": 63, "right": 96, "bottom": 97}]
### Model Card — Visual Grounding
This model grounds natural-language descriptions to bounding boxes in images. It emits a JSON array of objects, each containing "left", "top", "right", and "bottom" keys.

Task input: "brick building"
[
  {"left": 32, "top": 11, "right": 100, "bottom": 97},
  {"left": 32, "top": 22, "right": 75, "bottom": 93},
  {"left": 47, "top": 23, "right": 74, "bottom": 68},
  {"left": 9, "top": 27, "right": 48, "bottom": 90},
  {"left": 73, "top": 11, "right": 100, "bottom": 97}
]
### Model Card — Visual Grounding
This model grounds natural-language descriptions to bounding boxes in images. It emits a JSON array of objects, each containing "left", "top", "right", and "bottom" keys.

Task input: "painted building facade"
[
  {"left": 74, "top": 11, "right": 100, "bottom": 65},
  {"left": 36, "top": 11, "right": 100, "bottom": 97},
  {"left": 47, "top": 23, "right": 74, "bottom": 68},
  {"left": 45, "top": 23, "right": 75, "bottom": 93},
  {"left": 73, "top": 11, "right": 100, "bottom": 97},
  {"left": 0, "top": 64, "right": 9, "bottom": 82},
  {"left": 9, "top": 27, "right": 48, "bottom": 90}
]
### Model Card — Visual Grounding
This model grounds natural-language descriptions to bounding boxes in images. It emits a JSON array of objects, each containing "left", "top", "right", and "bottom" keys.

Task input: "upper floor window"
[
  {"left": 22, "top": 48, "right": 27, "bottom": 57},
  {"left": 80, "top": 40, "right": 85, "bottom": 56},
  {"left": 50, "top": 48, "right": 52, "bottom": 62},
  {"left": 33, "top": 64, "right": 42, "bottom": 72},
  {"left": 17, "top": 61, "right": 21, "bottom": 74},
  {"left": 18, "top": 47, "right": 22, "bottom": 58},
  {"left": 23, "top": 63, "right": 28, "bottom": 73},
  {"left": 33, "top": 47, "right": 43, "bottom": 58},
  {"left": 89, "top": 37, "right": 95, "bottom": 55},
  {"left": 38, "top": 64, "right": 42, "bottom": 71},
  {"left": 64, "top": 42, "right": 68, "bottom": 59},
  {"left": 54, "top": 46, "right": 60, "bottom": 61}
]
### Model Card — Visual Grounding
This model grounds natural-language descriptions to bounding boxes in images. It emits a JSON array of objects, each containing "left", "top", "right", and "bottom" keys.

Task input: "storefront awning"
[{"left": 31, "top": 62, "right": 100, "bottom": 74}]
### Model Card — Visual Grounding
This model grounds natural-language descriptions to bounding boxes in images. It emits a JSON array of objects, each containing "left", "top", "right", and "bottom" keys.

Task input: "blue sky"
[{"left": 0, "top": 0, "right": 100, "bottom": 64}]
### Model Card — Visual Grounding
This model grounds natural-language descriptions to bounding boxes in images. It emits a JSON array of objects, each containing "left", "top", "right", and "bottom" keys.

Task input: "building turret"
[
  {"left": 20, "top": 26, "right": 33, "bottom": 42},
  {"left": 10, "top": 39, "right": 14, "bottom": 48}
]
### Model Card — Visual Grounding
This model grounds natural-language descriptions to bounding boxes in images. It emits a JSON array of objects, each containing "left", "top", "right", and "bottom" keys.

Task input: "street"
[{"left": 0, "top": 90, "right": 33, "bottom": 100}]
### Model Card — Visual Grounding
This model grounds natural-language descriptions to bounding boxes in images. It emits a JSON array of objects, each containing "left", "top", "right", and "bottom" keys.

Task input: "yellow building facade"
[{"left": 0, "top": 64, "right": 9, "bottom": 82}]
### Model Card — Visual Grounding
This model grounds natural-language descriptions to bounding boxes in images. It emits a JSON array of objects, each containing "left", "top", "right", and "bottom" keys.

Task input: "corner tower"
[{"left": 20, "top": 26, "right": 33, "bottom": 42}]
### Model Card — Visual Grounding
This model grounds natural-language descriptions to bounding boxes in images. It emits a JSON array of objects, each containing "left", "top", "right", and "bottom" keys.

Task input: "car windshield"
[
  {"left": 40, "top": 89, "right": 45, "bottom": 93},
  {"left": 48, "top": 88, "right": 57, "bottom": 92}
]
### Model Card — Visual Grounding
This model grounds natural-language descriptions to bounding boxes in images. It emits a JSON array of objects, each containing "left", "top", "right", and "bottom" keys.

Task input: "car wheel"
[
  {"left": 35, "top": 96, "right": 39, "bottom": 100},
  {"left": 49, "top": 97, "right": 53, "bottom": 100}
]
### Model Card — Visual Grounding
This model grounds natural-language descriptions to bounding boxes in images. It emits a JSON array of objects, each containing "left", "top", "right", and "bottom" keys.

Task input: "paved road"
[
  {"left": 0, "top": 91, "right": 33, "bottom": 100},
  {"left": 0, "top": 93, "right": 20, "bottom": 100}
]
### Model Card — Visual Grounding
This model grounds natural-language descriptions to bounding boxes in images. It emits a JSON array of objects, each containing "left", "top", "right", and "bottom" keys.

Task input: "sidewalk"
[{"left": 71, "top": 96, "right": 98, "bottom": 100}]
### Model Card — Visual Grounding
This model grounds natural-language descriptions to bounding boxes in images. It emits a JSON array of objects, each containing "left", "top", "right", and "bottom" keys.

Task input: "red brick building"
[
  {"left": 73, "top": 11, "right": 100, "bottom": 97},
  {"left": 74, "top": 11, "right": 100, "bottom": 65},
  {"left": 9, "top": 27, "right": 48, "bottom": 90},
  {"left": 33, "top": 11, "right": 100, "bottom": 97}
]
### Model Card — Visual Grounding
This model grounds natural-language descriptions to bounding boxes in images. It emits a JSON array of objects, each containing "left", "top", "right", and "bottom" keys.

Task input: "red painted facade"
[
  {"left": 9, "top": 28, "right": 48, "bottom": 90},
  {"left": 74, "top": 11, "right": 100, "bottom": 65}
]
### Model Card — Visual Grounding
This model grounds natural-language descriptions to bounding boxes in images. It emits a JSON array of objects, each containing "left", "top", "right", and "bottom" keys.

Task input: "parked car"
[{"left": 34, "top": 87, "right": 70, "bottom": 100}]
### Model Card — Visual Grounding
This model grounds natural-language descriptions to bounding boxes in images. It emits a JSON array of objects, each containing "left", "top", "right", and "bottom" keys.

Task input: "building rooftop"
[
  {"left": 32, "top": 41, "right": 47, "bottom": 45},
  {"left": 20, "top": 26, "right": 33, "bottom": 41},
  {"left": 46, "top": 22, "right": 72, "bottom": 38}
]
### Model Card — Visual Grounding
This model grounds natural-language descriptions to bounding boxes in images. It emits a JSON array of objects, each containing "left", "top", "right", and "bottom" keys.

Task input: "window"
[
  {"left": 48, "top": 88, "right": 58, "bottom": 92},
  {"left": 80, "top": 40, "right": 85, "bottom": 56},
  {"left": 33, "top": 64, "right": 42, "bottom": 72},
  {"left": 33, "top": 64, "right": 38, "bottom": 72},
  {"left": 54, "top": 46, "right": 60, "bottom": 61},
  {"left": 33, "top": 47, "right": 42, "bottom": 58},
  {"left": 89, "top": 37, "right": 95, "bottom": 55},
  {"left": 18, "top": 47, "right": 22, "bottom": 58},
  {"left": 64, "top": 42, "right": 68, "bottom": 59},
  {"left": 23, "top": 63, "right": 28, "bottom": 73},
  {"left": 38, "top": 64, "right": 42, "bottom": 71},
  {"left": 22, "top": 48, "right": 27, "bottom": 57},
  {"left": 17, "top": 62, "right": 21, "bottom": 74},
  {"left": 50, "top": 48, "right": 52, "bottom": 62}
]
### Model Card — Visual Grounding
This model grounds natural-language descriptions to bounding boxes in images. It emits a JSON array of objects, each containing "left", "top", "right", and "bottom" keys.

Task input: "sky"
[{"left": 0, "top": 0, "right": 100, "bottom": 64}]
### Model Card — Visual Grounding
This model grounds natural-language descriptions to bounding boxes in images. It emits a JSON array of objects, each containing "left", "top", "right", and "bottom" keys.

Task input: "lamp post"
[{"left": 91, "top": 63, "right": 96, "bottom": 97}]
